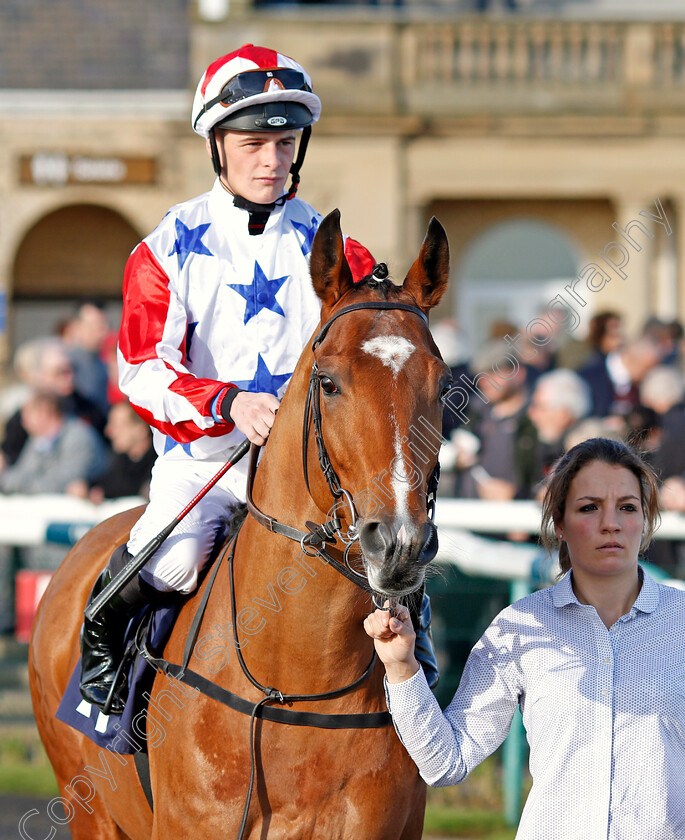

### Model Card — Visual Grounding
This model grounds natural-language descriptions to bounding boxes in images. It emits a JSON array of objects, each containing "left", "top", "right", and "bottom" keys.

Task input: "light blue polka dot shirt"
[{"left": 386, "top": 567, "right": 685, "bottom": 840}]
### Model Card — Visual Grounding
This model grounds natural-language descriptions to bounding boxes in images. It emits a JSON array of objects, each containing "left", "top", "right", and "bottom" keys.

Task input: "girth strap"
[{"left": 144, "top": 661, "right": 391, "bottom": 729}]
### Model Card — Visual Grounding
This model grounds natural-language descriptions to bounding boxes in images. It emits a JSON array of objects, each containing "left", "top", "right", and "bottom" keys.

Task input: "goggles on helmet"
[{"left": 195, "top": 68, "right": 312, "bottom": 129}]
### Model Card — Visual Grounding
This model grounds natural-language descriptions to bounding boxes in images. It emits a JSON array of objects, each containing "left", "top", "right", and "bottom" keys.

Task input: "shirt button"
[
  {"left": 257, "top": 292, "right": 268, "bottom": 303},
  {"left": 603, "top": 657, "right": 611, "bottom": 664},
  {"left": 602, "top": 689, "right": 609, "bottom": 697}
]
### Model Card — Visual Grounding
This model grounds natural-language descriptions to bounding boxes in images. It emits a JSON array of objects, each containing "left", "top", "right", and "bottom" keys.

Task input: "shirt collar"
[
  {"left": 633, "top": 565, "right": 659, "bottom": 614},
  {"left": 552, "top": 564, "right": 659, "bottom": 615},
  {"left": 208, "top": 178, "right": 284, "bottom": 224},
  {"left": 606, "top": 350, "right": 631, "bottom": 390},
  {"left": 552, "top": 570, "right": 579, "bottom": 608}
]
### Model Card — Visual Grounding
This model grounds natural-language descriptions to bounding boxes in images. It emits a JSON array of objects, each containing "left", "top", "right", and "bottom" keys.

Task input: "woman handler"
[{"left": 366, "top": 437, "right": 685, "bottom": 839}]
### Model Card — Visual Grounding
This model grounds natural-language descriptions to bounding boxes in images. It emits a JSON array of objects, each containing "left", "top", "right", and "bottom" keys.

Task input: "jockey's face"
[{"left": 208, "top": 129, "right": 298, "bottom": 205}]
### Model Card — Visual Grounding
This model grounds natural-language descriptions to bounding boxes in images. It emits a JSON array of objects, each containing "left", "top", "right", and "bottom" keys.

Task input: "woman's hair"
[
  {"left": 541, "top": 437, "right": 660, "bottom": 574},
  {"left": 587, "top": 311, "right": 621, "bottom": 352}
]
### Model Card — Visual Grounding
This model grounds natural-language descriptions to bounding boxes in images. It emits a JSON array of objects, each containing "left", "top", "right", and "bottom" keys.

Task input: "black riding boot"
[
  {"left": 408, "top": 587, "right": 440, "bottom": 689},
  {"left": 79, "top": 545, "right": 149, "bottom": 715}
]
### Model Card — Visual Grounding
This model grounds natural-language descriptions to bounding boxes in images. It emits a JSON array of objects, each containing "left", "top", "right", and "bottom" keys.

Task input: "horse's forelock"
[{"left": 353, "top": 275, "right": 395, "bottom": 297}]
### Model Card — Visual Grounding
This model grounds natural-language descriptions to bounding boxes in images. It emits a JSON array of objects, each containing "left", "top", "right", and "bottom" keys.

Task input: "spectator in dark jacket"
[
  {"left": 640, "top": 365, "right": 685, "bottom": 481},
  {"left": 0, "top": 393, "right": 105, "bottom": 494},
  {"left": 68, "top": 401, "right": 155, "bottom": 503},
  {"left": 1, "top": 338, "right": 106, "bottom": 467},
  {"left": 520, "top": 368, "right": 592, "bottom": 498},
  {"left": 578, "top": 338, "right": 659, "bottom": 418}
]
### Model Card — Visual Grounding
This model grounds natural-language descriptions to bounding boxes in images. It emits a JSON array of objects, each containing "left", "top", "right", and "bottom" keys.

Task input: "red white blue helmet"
[{"left": 192, "top": 44, "right": 322, "bottom": 139}]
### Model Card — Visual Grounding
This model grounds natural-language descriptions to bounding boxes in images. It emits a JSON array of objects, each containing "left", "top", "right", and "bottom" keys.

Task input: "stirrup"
[{"left": 101, "top": 641, "right": 137, "bottom": 716}]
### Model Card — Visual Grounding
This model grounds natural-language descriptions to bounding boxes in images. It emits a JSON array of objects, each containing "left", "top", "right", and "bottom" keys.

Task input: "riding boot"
[
  {"left": 79, "top": 545, "right": 149, "bottom": 715},
  {"left": 408, "top": 589, "right": 440, "bottom": 689}
]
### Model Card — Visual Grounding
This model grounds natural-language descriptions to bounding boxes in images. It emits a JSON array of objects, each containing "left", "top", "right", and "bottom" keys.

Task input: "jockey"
[{"left": 80, "top": 44, "right": 439, "bottom": 714}]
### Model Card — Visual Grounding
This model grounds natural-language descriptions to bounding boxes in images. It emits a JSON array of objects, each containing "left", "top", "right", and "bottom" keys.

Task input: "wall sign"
[{"left": 19, "top": 152, "right": 156, "bottom": 186}]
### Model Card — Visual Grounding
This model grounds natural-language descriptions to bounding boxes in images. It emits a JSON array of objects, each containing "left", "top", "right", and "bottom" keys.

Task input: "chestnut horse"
[{"left": 29, "top": 210, "right": 450, "bottom": 839}]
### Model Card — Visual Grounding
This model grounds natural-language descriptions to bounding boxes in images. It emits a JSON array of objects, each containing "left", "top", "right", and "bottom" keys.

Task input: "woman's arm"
[{"left": 365, "top": 605, "right": 521, "bottom": 787}]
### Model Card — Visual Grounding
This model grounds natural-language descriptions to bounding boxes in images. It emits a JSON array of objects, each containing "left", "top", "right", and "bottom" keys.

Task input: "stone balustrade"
[
  {"left": 396, "top": 19, "right": 685, "bottom": 113},
  {"left": 227, "top": 14, "right": 685, "bottom": 120}
]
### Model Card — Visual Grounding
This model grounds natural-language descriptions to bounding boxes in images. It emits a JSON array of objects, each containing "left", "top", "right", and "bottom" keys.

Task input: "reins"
[{"left": 245, "top": 442, "right": 375, "bottom": 594}]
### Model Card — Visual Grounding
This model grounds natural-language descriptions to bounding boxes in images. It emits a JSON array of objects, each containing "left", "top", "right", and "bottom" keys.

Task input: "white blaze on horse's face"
[
  {"left": 361, "top": 336, "right": 416, "bottom": 376},
  {"left": 362, "top": 334, "right": 416, "bottom": 537},
  {"left": 392, "top": 429, "right": 412, "bottom": 539}
]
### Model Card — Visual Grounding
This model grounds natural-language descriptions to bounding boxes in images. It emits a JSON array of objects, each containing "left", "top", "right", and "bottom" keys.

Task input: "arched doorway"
[
  {"left": 10, "top": 204, "right": 140, "bottom": 351},
  {"left": 457, "top": 218, "right": 580, "bottom": 355}
]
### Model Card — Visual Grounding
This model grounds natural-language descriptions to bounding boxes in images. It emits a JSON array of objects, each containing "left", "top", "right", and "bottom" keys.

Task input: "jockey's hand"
[
  {"left": 229, "top": 391, "right": 280, "bottom": 446},
  {"left": 363, "top": 602, "right": 420, "bottom": 684}
]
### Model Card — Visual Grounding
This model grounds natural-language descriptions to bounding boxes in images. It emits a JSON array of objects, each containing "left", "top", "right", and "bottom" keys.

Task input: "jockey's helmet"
[
  {"left": 191, "top": 44, "right": 321, "bottom": 194},
  {"left": 192, "top": 44, "right": 320, "bottom": 137}
]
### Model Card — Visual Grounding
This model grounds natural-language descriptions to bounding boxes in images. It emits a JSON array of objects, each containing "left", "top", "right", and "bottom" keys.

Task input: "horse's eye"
[
  {"left": 439, "top": 379, "right": 453, "bottom": 401},
  {"left": 319, "top": 376, "right": 338, "bottom": 395}
]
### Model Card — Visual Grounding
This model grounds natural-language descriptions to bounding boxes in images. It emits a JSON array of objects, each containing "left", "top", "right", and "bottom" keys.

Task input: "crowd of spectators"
[
  {"left": 3, "top": 300, "right": 685, "bottom": 577},
  {"left": 0, "top": 302, "right": 154, "bottom": 502},
  {"left": 437, "top": 309, "right": 685, "bottom": 575}
]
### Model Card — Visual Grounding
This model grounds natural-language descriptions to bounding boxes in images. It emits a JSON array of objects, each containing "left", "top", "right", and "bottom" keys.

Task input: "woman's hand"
[{"left": 363, "top": 603, "right": 420, "bottom": 684}]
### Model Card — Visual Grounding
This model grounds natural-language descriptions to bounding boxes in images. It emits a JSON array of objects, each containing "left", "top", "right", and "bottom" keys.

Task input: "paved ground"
[{"left": 0, "top": 796, "right": 71, "bottom": 840}]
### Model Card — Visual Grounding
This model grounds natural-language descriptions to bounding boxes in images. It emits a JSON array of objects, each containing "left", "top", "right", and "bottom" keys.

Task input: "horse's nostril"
[
  {"left": 359, "top": 519, "right": 438, "bottom": 568},
  {"left": 359, "top": 520, "right": 394, "bottom": 560},
  {"left": 417, "top": 521, "right": 439, "bottom": 566}
]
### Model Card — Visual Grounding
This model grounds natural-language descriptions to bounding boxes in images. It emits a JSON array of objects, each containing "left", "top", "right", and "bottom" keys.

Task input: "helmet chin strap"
[
  {"left": 209, "top": 126, "right": 311, "bottom": 235},
  {"left": 280, "top": 125, "right": 310, "bottom": 203}
]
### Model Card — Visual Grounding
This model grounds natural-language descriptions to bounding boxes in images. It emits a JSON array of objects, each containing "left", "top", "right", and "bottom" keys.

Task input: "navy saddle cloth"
[{"left": 56, "top": 600, "right": 182, "bottom": 753}]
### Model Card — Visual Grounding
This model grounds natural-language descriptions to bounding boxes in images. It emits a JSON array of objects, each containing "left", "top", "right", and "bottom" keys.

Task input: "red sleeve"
[{"left": 118, "top": 242, "right": 236, "bottom": 442}]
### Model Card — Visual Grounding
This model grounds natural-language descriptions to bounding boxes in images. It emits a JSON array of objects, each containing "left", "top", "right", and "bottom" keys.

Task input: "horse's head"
[{"left": 306, "top": 210, "right": 451, "bottom": 599}]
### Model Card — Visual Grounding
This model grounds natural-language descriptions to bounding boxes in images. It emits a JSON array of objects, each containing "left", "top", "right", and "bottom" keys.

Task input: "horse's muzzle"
[{"left": 359, "top": 517, "right": 438, "bottom": 595}]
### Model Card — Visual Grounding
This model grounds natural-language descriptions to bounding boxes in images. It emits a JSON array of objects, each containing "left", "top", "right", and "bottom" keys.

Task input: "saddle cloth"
[{"left": 55, "top": 600, "right": 181, "bottom": 753}]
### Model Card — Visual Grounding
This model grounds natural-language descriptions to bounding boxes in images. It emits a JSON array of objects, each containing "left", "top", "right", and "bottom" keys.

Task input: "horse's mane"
[{"left": 225, "top": 503, "right": 248, "bottom": 542}]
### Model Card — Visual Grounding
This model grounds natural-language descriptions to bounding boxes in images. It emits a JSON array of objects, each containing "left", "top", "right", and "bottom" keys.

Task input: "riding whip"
[{"left": 84, "top": 437, "right": 251, "bottom": 622}]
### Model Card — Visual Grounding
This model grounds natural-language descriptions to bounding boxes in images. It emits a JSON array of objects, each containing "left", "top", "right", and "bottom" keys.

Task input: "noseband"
[{"left": 245, "top": 295, "right": 440, "bottom": 597}]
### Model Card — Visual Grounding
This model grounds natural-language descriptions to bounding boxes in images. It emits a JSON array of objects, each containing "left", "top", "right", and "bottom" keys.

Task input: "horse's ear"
[
  {"left": 310, "top": 209, "right": 355, "bottom": 308},
  {"left": 402, "top": 217, "right": 449, "bottom": 313}
]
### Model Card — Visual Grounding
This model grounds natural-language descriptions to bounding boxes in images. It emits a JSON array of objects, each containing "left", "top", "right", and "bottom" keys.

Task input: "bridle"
[{"left": 245, "top": 295, "right": 442, "bottom": 601}]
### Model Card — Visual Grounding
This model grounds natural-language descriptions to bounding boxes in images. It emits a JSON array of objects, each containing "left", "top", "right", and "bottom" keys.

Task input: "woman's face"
[
  {"left": 560, "top": 461, "right": 644, "bottom": 581},
  {"left": 600, "top": 317, "right": 623, "bottom": 355}
]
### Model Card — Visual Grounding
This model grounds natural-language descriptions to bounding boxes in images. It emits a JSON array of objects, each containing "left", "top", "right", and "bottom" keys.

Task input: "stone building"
[{"left": 2, "top": 0, "right": 685, "bottom": 369}]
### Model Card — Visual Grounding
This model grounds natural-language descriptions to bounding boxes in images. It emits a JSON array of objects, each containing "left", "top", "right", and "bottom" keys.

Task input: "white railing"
[
  {"left": 0, "top": 494, "right": 145, "bottom": 547},
  {"left": 1, "top": 494, "right": 683, "bottom": 582}
]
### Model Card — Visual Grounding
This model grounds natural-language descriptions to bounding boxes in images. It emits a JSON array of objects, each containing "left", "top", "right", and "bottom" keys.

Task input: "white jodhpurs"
[{"left": 127, "top": 455, "right": 246, "bottom": 595}]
